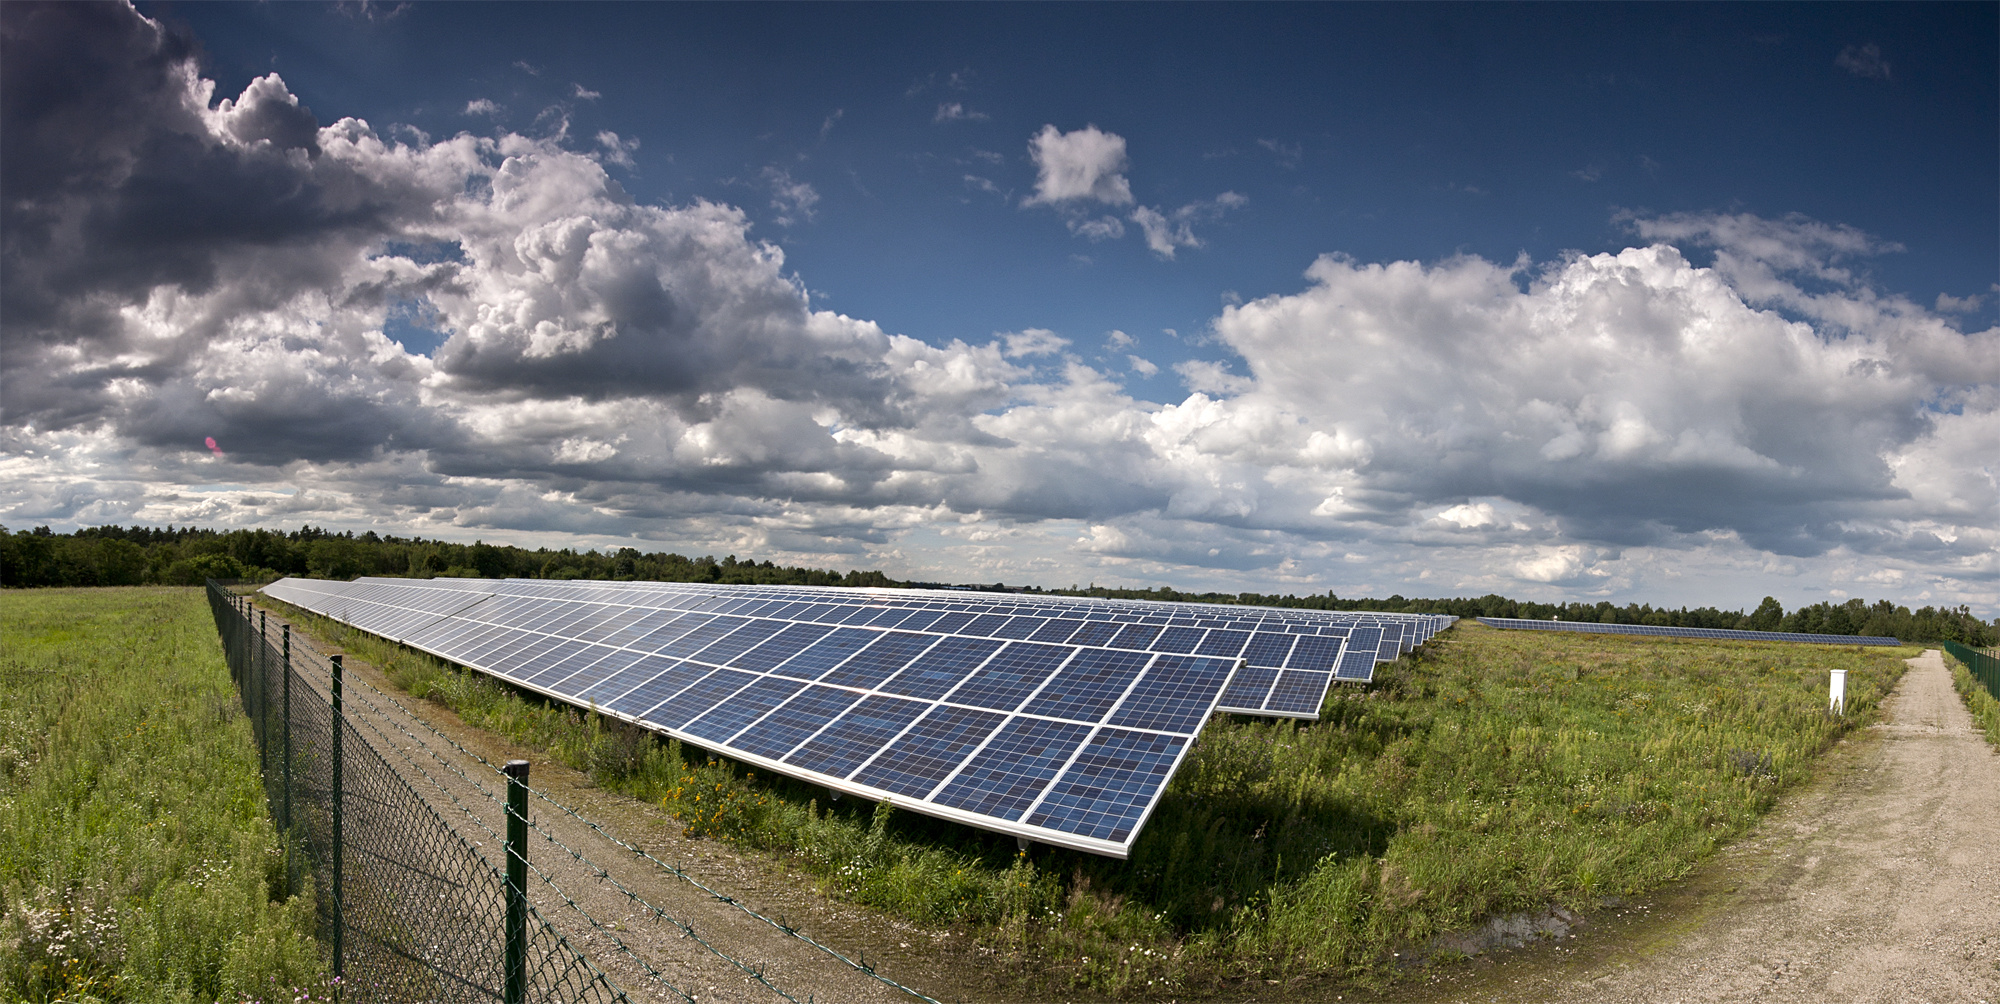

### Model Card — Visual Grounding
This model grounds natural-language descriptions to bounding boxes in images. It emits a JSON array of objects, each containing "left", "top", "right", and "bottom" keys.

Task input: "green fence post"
[
  {"left": 282, "top": 625, "right": 292, "bottom": 833},
  {"left": 504, "top": 759, "right": 530, "bottom": 1004},
  {"left": 331, "top": 653, "right": 345, "bottom": 993}
]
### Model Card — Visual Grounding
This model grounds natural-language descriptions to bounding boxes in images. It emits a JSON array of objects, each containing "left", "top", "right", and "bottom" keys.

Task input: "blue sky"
[{"left": 3, "top": 2, "right": 1996, "bottom": 614}]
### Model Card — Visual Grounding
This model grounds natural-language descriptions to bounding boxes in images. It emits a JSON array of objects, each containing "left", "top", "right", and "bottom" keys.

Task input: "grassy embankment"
[
  {"left": 0, "top": 588, "right": 328, "bottom": 1003},
  {"left": 266, "top": 598, "right": 1905, "bottom": 996}
]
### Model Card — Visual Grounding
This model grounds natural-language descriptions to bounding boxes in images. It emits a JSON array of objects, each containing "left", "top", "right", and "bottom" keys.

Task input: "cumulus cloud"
[
  {"left": 1024, "top": 124, "right": 1132, "bottom": 206},
  {"left": 464, "top": 98, "right": 500, "bottom": 116},
  {"left": 3, "top": 2, "right": 1994, "bottom": 614}
]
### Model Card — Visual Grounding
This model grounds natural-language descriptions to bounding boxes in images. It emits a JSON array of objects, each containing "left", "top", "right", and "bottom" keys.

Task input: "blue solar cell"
[
  {"left": 656, "top": 616, "right": 748, "bottom": 659},
  {"left": 783, "top": 695, "right": 929, "bottom": 778},
  {"left": 1216, "top": 665, "right": 1278, "bottom": 711},
  {"left": 1029, "top": 619, "right": 1086, "bottom": 644},
  {"left": 1241, "top": 631, "right": 1298, "bottom": 668},
  {"left": 1019, "top": 648, "right": 1152, "bottom": 722},
  {"left": 819, "top": 631, "right": 940, "bottom": 689},
  {"left": 627, "top": 612, "right": 701, "bottom": 652},
  {"left": 731, "top": 685, "right": 866, "bottom": 760},
  {"left": 1068, "top": 621, "right": 1122, "bottom": 647},
  {"left": 769, "top": 628, "right": 879, "bottom": 681},
  {"left": 1106, "top": 655, "right": 1235, "bottom": 734},
  {"left": 956, "top": 613, "right": 1011, "bottom": 637},
  {"left": 849, "top": 704, "right": 1006, "bottom": 798},
  {"left": 1264, "top": 670, "right": 1330, "bottom": 715},
  {"left": 577, "top": 653, "right": 667, "bottom": 705},
  {"left": 690, "top": 619, "right": 789, "bottom": 665},
  {"left": 600, "top": 609, "right": 679, "bottom": 649},
  {"left": 795, "top": 603, "right": 839, "bottom": 623},
  {"left": 605, "top": 661, "right": 708, "bottom": 717},
  {"left": 1194, "top": 629, "right": 1249, "bottom": 658},
  {"left": 860, "top": 608, "right": 915, "bottom": 628},
  {"left": 879, "top": 636, "right": 1004, "bottom": 700},
  {"left": 646, "top": 669, "right": 758, "bottom": 729},
  {"left": 1333, "top": 645, "right": 1377, "bottom": 681},
  {"left": 1284, "top": 636, "right": 1344, "bottom": 672},
  {"left": 524, "top": 644, "right": 612, "bottom": 688},
  {"left": 684, "top": 676, "right": 808, "bottom": 744},
  {"left": 731, "top": 622, "right": 836, "bottom": 672},
  {"left": 990, "top": 616, "right": 1045, "bottom": 640},
  {"left": 932, "top": 717, "right": 1093, "bottom": 821},
  {"left": 893, "top": 609, "right": 946, "bottom": 632},
  {"left": 548, "top": 652, "right": 640, "bottom": 700},
  {"left": 1107, "top": 624, "right": 1162, "bottom": 650},
  {"left": 945, "top": 642, "right": 1076, "bottom": 713},
  {"left": 1024, "top": 729, "right": 1186, "bottom": 843},
  {"left": 572, "top": 609, "right": 645, "bottom": 644},
  {"left": 1150, "top": 626, "right": 1205, "bottom": 654}
]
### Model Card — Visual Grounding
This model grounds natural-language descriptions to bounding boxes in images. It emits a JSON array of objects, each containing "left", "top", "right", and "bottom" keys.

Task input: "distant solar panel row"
[
  {"left": 263, "top": 576, "right": 1451, "bottom": 856},
  {"left": 1475, "top": 618, "right": 1900, "bottom": 646}
]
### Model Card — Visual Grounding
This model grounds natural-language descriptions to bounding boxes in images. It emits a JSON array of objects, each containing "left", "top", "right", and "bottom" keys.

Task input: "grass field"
[
  {"left": 266, "top": 599, "right": 1908, "bottom": 995},
  {"left": 0, "top": 588, "right": 328, "bottom": 1003}
]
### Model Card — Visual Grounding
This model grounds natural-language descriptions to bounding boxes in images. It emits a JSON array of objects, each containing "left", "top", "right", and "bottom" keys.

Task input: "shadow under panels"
[{"left": 262, "top": 576, "right": 1452, "bottom": 857}]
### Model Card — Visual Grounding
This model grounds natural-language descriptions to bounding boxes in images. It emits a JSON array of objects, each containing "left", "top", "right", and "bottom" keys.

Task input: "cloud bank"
[{"left": 2, "top": 3, "right": 1994, "bottom": 613}]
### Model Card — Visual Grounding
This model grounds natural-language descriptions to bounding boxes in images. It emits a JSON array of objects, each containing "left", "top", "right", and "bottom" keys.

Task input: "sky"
[{"left": 2, "top": 2, "right": 1996, "bottom": 615}]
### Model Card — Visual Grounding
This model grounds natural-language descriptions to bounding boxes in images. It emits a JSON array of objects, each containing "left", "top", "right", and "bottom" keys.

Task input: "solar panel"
[
  {"left": 261, "top": 576, "right": 1455, "bottom": 856},
  {"left": 1475, "top": 618, "right": 1900, "bottom": 646}
]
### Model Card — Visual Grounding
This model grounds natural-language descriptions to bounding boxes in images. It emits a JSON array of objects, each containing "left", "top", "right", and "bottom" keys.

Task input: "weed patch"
[
  {"left": 0, "top": 588, "right": 330, "bottom": 1003},
  {"left": 1947, "top": 654, "right": 2000, "bottom": 747}
]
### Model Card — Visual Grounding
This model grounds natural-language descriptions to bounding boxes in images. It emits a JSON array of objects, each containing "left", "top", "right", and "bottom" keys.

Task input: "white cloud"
[
  {"left": 934, "top": 102, "right": 988, "bottom": 123},
  {"left": 1068, "top": 215, "right": 1125, "bottom": 241},
  {"left": 595, "top": 130, "right": 639, "bottom": 167},
  {"left": 1003, "top": 328, "right": 1069, "bottom": 357},
  {"left": 1024, "top": 124, "right": 1132, "bottom": 206},
  {"left": 1836, "top": 43, "right": 1891, "bottom": 81},
  {"left": 762, "top": 166, "right": 819, "bottom": 224},
  {"left": 571, "top": 83, "right": 602, "bottom": 100},
  {"left": 464, "top": 98, "right": 500, "bottom": 116},
  {"left": 1130, "top": 192, "right": 1246, "bottom": 259},
  {"left": 1127, "top": 355, "right": 1159, "bottom": 377},
  {"left": 4, "top": 3, "right": 1995, "bottom": 615}
]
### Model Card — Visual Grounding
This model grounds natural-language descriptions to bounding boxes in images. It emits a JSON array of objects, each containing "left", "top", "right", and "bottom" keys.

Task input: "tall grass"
[
  {"left": 265, "top": 601, "right": 1906, "bottom": 995},
  {"left": 0, "top": 588, "right": 329, "bottom": 1003},
  {"left": 1947, "top": 653, "right": 2000, "bottom": 747}
]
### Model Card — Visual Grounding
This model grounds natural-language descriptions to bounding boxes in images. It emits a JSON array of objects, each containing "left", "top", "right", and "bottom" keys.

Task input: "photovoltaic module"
[{"left": 263, "top": 576, "right": 1452, "bottom": 857}]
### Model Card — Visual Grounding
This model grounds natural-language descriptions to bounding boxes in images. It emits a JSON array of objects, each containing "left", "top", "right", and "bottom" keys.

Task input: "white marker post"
[{"left": 1828, "top": 669, "right": 1847, "bottom": 716}]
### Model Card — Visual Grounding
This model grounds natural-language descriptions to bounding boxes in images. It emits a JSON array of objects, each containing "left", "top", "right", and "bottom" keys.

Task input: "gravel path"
[
  {"left": 255, "top": 606, "right": 973, "bottom": 1004},
  {"left": 1420, "top": 649, "right": 2000, "bottom": 1004}
]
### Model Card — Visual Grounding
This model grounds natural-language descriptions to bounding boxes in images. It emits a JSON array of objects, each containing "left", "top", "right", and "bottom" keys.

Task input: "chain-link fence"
[
  {"left": 1944, "top": 639, "right": 2000, "bottom": 701},
  {"left": 208, "top": 581, "right": 631, "bottom": 1003}
]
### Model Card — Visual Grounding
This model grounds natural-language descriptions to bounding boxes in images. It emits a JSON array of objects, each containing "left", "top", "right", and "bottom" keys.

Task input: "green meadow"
[
  {"left": 0, "top": 588, "right": 327, "bottom": 1003},
  {"left": 267, "top": 597, "right": 1908, "bottom": 995}
]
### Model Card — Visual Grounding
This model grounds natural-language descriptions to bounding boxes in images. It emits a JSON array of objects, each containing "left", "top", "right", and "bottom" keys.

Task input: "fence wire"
[
  {"left": 209, "top": 582, "right": 634, "bottom": 1004},
  {"left": 1943, "top": 640, "right": 2000, "bottom": 701}
]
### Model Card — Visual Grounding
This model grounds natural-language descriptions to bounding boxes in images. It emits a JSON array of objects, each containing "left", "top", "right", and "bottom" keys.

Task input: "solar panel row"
[
  {"left": 1474, "top": 617, "right": 1901, "bottom": 646},
  {"left": 263, "top": 576, "right": 1451, "bottom": 856}
]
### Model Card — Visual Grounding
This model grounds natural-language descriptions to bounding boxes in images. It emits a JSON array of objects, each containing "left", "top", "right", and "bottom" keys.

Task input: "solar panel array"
[
  {"left": 1475, "top": 617, "right": 1901, "bottom": 646},
  {"left": 262, "top": 576, "right": 1451, "bottom": 857}
]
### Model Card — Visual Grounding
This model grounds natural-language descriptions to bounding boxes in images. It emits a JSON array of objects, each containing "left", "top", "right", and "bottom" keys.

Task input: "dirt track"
[{"left": 1419, "top": 649, "right": 2000, "bottom": 1004}]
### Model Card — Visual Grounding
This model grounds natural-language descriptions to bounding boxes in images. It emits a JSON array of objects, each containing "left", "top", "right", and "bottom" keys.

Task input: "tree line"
[
  {"left": 3, "top": 523, "right": 1991, "bottom": 646},
  {"left": 0, "top": 524, "right": 895, "bottom": 590}
]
